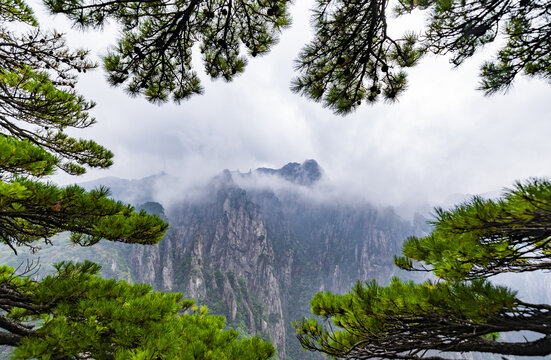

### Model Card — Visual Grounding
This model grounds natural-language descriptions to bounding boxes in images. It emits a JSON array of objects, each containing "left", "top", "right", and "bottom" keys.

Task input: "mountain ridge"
[
  {"left": 44, "top": 160, "right": 429, "bottom": 359},
  {"left": 110, "top": 161, "right": 424, "bottom": 359}
]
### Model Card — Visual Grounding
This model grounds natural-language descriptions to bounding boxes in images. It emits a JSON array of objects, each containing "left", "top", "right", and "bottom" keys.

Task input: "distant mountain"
[
  {"left": 2, "top": 162, "right": 547, "bottom": 359},
  {"left": 77, "top": 172, "right": 175, "bottom": 205},
  {"left": 253, "top": 159, "right": 323, "bottom": 186}
]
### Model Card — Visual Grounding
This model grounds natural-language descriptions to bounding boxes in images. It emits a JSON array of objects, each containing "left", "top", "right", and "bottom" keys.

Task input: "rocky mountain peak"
[{"left": 255, "top": 159, "right": 323, "bottom": 186}]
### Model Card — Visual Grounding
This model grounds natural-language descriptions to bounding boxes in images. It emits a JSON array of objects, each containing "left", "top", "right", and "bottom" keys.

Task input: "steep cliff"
[
  {"left": 126, "top": 171, "right": 286, "bottom": 355},
  {"left": 121, "top": 161, "right": 423, "bottom": 359},
  {"left": 245, "top": 190, "right": 417, "bottom": 358}
]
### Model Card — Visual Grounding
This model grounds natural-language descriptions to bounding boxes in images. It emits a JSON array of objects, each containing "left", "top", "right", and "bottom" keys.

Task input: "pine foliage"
[
  {"left": 291, "top": 0, "right": 421, "bottom": 114},
  {"left": 42, "top": 0, "right": 551, "bottom": 113},
  {"left": 296, "top": 178, "right": 551, "bottom": 359},
  {"left": 44, "top": 0, "right": 292, "bottom": 103},
  {"left": 0, "top": 261, "right": 275, "bottom": 359},
  {"left": 0, "top": 0, "right": 167, "bottom": 252},
  {"left": 398, "top": 178, "right": 551, "bottom": 280},
  {"left": 0, "top": 2, "right": 275, "bottom": 358},
  {"left": 395, "top": 0, "right": 551, "bottom": 95}
]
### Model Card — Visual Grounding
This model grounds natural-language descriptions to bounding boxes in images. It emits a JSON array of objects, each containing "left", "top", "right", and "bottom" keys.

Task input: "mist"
[{"left": 26, "top": 0, "right": 551, "bottom": 219}]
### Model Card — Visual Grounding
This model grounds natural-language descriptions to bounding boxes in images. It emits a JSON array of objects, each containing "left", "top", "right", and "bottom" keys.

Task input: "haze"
[{"left": 28, "top": 0, "right": 551, "bottom": 213}]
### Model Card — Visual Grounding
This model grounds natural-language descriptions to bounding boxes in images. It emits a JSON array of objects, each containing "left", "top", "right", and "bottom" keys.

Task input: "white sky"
[{"left": 28, "top": 0, "right": 551, "bottom": 213}]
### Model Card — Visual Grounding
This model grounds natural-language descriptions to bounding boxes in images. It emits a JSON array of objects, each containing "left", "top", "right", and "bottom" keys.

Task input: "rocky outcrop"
[
  {"left": 119, "top": 161, "right": 420, "bottom": 359},
  {"left": 128, "top": 176, "right": 287, "bottom": 357},
  {"left": 255, "top": 159, "right": 323, "bottom": 185}
]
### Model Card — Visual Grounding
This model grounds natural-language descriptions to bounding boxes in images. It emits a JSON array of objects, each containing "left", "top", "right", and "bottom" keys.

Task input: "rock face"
[
  {"left": 255, "top": 159, "right": 323, "bottom": 186},
  {"left": 116, "top": 161, "right": 425, "bottom": 359},
  {"left": 127, "top": 171, "right": 287, "bottom": 355}
]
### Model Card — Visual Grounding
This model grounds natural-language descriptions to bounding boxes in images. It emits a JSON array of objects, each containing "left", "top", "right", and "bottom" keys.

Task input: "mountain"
[
  {"left": 78, "top": 172, "right": 176, "bottom": 205},
  {"left": 0, "top": 161, "right": 427, "bottom": 359},
  {"left": 253, "top": 159, "right": 323, "bottom": 186},
  {"left": 2, "top": 162, "right": 548, "bottom": 359},
  {"left": 110, "top": 160, "right": 426, "bottom": 359}
]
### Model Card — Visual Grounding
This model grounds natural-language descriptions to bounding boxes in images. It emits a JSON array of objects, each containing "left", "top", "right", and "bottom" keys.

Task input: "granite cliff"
[{"left": 108, "top": 161, "right": 426, "bottom": 359}]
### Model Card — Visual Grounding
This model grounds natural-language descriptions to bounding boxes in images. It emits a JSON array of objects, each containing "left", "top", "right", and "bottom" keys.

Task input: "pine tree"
[
  {"left": 0, "top": 0, "right": 167, "bottom": 253},
  {"left": 295, "top": 178, "right": 551, "bottom": 359},
  {"left": 44, "top": 0, "right": 292, "bottom": 103},
  {"left": 3, "top": 261, "right": 275, "bottom": 359},
  {"left": 0, "top": 2, "right": 275, "bottom": 358},
  {"left": 397, "top": 178, "right": 551, "bottom": 280},
  {"left": 43, "top": 0, "right": 550, "bottom": 113}
]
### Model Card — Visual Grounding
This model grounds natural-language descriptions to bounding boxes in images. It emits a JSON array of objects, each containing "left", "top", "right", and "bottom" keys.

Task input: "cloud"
[{"left": 32, "top": 0, "right": 551, "bottom": 215}]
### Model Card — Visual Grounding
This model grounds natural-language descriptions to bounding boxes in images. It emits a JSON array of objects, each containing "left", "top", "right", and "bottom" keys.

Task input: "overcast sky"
[{"left": 31, "top": 1, "right": 551, "bottom": 213}]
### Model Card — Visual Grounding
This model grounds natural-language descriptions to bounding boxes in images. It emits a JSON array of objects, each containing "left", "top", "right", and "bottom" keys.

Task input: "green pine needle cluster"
[
  {"left": 297, "top": 178, "right": 551, "bottom": 359},
  {"left": 399, "top": 178, "right": 551, "bottom": 280},
  {"left": 0, "top": 2, "right": 276, "bottom": 358},
  {"left": 1, "top": 261, "right": 275, "bottom": 359},
  {"left": 292, "top": 0, "right": 422, "bottom": 114},
  {"left": 45, "top": 0, "right": 292, "bottom": 103},
  {"left": 38, "top": 0, "right": 550, "bottom": 114},
  {"left": 296, "top": 278, "right": 518, "bottom": 356}
]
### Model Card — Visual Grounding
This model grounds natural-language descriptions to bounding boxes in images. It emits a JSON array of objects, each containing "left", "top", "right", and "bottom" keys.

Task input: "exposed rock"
[
  {"left": 255, "top": 159, "right": 323, "bottom": 185},
  {"left": 114, "top": 163, "right": 419, "bottom": 359}
]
